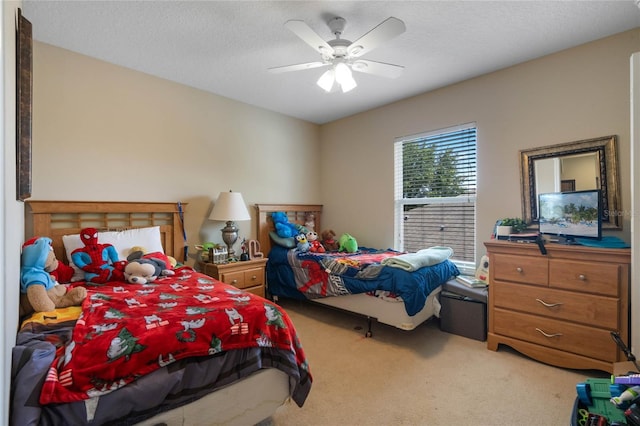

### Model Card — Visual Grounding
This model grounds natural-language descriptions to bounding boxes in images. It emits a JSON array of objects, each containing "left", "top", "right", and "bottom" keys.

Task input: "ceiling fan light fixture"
[
  {"left": 273, "top": 16, "right": 405, "bottom": 94},
  {"left": 352, "top": 61, "right": 368, "bottom": 71},
  {"left": 350, "top": 45, "right": 364, "bottom": 55},
  {"left": 334, "top": 62, "right": 357, "bottom": 93},
  {"left": 339, "top": 74, "right": 357, "bottom": 92},
  {"left": 317, "top": 68, "right": 335, "bottom": 92}
]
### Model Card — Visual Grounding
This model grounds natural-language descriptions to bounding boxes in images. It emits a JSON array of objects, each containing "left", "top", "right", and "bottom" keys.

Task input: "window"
[{"left": 394, "top": 123, "right": 477, "bottom": 264}]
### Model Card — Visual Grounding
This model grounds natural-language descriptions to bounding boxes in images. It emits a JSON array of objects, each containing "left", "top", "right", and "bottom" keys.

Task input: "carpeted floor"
[{"left": 266, "top": 298, "right": 609, "bottom": 426}]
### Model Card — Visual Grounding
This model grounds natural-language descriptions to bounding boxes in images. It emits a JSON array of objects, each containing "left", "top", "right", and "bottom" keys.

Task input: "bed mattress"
[{"left": 310, "top": 287, "right": 442, "bottom": 331}]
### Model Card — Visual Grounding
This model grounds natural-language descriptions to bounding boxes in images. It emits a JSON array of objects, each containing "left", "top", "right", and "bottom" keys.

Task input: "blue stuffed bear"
[
  {"left": 20, "top": 237, "right": 57, "bottom": 294},
  {"left": 272, "top": 211, "right": 300, "bottom": 238}
]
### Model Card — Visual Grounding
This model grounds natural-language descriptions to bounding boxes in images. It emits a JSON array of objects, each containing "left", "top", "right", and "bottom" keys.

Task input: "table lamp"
[{"left": 209, "top": 190, "right": 251, "bottom": 259}]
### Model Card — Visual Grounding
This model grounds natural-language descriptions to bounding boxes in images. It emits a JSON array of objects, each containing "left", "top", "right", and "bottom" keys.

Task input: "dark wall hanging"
[{"left": 16, "top": 8, "right": 32, "bottom": 201}]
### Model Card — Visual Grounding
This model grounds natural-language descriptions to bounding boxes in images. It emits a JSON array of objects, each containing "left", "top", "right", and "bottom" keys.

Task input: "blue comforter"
[{"left": 266, "top": 246, "right": 459, "bottom": 316}]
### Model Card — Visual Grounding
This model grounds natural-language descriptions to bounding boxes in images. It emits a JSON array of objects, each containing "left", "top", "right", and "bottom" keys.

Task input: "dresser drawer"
[
  {"left": 492, "top": 253, "right": 548, "bottom": 286},
  {"left": 492, "top": 282, "right": 618, "bottom": 329},
  {"left": 549, "top": 259, "right": 620, "bottom": 297},
  {"left": 493, "top": 308, "right": 617, "bottom": 362}
]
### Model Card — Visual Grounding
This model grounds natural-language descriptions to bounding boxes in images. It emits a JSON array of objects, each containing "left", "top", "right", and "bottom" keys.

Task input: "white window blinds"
[{"left": 394, "top": 123, "right": 477, "bottom": 262}]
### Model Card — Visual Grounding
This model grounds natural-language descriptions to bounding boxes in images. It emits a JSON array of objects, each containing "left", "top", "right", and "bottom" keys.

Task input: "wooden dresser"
[{"left": 484, "top": 240, "right": 631, "bottom": 373}]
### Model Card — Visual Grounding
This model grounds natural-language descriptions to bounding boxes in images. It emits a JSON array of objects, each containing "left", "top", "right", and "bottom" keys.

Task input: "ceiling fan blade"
[
  {"left": 284, "top": 20, "right": 333, "bottom": 55},
  {"left": 268, "top": 61, "right": 328, "bottom": 74},
  {"left": 347, "top": 17, "right": 406, "bottom": 58},
  {"left": 351, "top": 59, "right": 404, "bottom": 79}
]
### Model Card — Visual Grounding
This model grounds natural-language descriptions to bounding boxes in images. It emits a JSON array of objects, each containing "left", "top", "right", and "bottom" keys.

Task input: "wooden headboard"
[
  {"left": 25, "top": 201, "right": 187, "bottom": 263},
  {"left": 255, "top": 204, "right": 323, "bottom": 256}
]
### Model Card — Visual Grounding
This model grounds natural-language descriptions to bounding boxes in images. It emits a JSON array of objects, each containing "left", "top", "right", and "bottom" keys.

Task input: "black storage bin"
[{"left": 439, "top": 279, "right": 488, "bottom": 341}]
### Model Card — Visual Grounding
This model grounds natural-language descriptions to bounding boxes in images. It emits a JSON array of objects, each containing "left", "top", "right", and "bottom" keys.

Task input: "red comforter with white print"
[{"left": 39, "top": 266, "right": 310, "bottom": 404}]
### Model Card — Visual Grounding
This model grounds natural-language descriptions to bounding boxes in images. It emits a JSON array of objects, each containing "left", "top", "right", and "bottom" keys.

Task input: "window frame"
[{"left": 393, "top": 122, "right": 477, "bottom": 269}]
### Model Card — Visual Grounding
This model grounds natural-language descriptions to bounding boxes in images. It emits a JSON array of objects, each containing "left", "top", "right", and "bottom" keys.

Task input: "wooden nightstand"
[{"left": 200, "top": 258, "right": 268, "bottom": 298}]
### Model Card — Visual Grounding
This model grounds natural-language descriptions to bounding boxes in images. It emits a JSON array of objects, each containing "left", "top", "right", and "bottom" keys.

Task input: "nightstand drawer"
[
  {"left": 220, "top": 268, "right": 265, "bottom": 290},
  {"left": 221, "top": 270, "right": 245, "bottom": 287},
  {"left": 199, "top": 258, "right": 268, "bottom": 298},
  {"left": 242, "top": 267, "right": 264, "bottom": 289}
]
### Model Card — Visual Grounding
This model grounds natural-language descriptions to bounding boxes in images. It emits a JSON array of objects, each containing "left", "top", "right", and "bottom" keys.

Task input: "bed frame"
[
  {"left": 255, "top": 203, "right": 442, "bottom": 336},
  {"left": 26, "top": 200, "right": 187, "bottom": 264},
  {"left": 23, "top": 200, "right": 291, "bottom": 426}
]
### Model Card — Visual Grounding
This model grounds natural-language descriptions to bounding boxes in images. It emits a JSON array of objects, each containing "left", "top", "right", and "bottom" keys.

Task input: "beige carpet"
[{"left": 267, "top": 298, "right": 610, "bottom": 426}]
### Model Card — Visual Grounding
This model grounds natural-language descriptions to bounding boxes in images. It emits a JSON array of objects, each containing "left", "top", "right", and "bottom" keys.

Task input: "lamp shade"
[{"left": 209, "top": 191, "right": 250, "bottom": 222}]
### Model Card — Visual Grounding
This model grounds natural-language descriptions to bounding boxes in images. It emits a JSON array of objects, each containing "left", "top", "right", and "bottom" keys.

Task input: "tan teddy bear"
[{"left": 19, "top": 237, "right": 87, "bottom": 317}]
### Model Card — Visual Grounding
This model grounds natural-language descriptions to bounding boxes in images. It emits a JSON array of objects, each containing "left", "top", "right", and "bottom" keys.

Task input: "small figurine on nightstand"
[{"left": 239, "top": 238, "right": 250, "bottom": 261}]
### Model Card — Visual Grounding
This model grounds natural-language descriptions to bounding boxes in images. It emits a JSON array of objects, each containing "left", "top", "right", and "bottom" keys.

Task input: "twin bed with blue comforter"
[{"left": 256, "top": 204, "right": 460, "bottom": 334}]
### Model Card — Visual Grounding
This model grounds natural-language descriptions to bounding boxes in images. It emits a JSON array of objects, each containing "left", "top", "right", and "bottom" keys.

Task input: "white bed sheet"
[{"left": 135, "top": 368, "right": 291, "bottom": 426}]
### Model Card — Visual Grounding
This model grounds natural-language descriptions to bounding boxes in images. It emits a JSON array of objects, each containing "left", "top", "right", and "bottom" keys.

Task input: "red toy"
[
  {"left": 307, "top": 231, "right": 325, "bottom": 253},
  {"left": 71, "top": 227, "right": 126, "bottom": 284}
]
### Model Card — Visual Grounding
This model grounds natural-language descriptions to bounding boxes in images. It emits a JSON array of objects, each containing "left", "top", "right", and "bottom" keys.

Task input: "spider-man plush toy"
[{"left": 71, "top": 227, "right": 126, "bottom": 284}]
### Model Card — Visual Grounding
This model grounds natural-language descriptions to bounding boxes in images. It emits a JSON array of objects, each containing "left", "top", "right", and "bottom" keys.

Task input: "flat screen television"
[{"left": 538, "top": 189, "right": 602, "bottom": 243}]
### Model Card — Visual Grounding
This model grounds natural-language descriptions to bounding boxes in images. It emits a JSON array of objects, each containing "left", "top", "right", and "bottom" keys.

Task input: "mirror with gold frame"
[{"left": 520, "top": 135, "right": 621, "bottom": 229}]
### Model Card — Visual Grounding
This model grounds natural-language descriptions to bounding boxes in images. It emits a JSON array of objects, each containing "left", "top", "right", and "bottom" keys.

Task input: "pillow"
[
  {"left": 62, "top": 226, "right": 164, "bottom": 282},
  {"left": 269, "top": 231, "right": 296, "bottom": 249}
]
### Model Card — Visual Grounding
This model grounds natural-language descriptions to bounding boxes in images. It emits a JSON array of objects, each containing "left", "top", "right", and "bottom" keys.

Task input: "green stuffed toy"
[{"left": 338, "top": 233, "right": 358, "bottom": 253}]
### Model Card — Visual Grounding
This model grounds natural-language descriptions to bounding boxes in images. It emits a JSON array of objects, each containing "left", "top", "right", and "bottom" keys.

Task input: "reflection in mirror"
[{"left": 520, "top": 135, "right": 620, "bottom": 229}]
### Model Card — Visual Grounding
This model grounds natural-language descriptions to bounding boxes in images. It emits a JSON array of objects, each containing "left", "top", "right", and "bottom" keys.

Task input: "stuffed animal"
[
  {"left": 338, "top": 233, "right": 358, "bottom": 253},
  {"left": 49, "top": 260, "right": 75, "bottom": 284},
  {"left": 321, "top": 229, "right": 339, "bottom": 252},
  {"left": 123, "top": 258, "right": 165, "bottom": 285},
  {"left": 306, "top": 231, "right": 325, "bottom": 253},
  {"left": 295, "top": 233, "right": 310, "bottom": 252},
  {"left": 22, "top": 236, "right": 75, "bottom": 284},
  {"left": 125, "top": 246, "right": 175, "bottom": 282},
  {"left": 304, "top": 213, "right": 316, "bottom": 232},
  {"left": 20, "top": 237, "right": 87, "bottom": 316},
  {"left": 272, "top": 211, "right": 301, "bottom": 238},
  {"left": 127, "top": 246, "right": 176, "bottom": 275},
  {"left": 71, "top": 227, "right": 127, "bottom": 284}
]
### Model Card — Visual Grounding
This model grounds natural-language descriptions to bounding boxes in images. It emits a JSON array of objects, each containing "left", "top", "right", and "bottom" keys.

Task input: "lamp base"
[{"left": 221, "top": 221, "right": 239, "bottom": 259}]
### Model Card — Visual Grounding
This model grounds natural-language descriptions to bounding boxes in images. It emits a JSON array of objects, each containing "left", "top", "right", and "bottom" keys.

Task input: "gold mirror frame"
[{"left": 520, "top": 135, "right": 621, "bottom": 229}]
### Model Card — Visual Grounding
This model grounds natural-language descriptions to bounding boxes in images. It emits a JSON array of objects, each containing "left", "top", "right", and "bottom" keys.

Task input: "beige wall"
[
  {"left": 32, "top": 41, "right": 321, "bottom": 264},
  {"left": 3, "top": 2, "right": 24, "bottom": 424},
  {"left": 320, "top": 29, "right": 639, "bottom": 260},
  {"left": 32, "top": 29, "right": 639, "bottom": 264}
]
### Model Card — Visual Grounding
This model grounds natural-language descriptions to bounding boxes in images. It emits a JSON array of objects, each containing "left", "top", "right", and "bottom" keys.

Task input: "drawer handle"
[
  {"left": 578, "top": 274, "right": 586, "bottom": 281},
  {"left": 535, "top": 328, "right": 563, "bottom": 338},
  {"left": 535, "top": 298, "right": 563, "bottom": 308},
  {"left": 516, "top": 267, "right": 523, "bottom": 273},
  {"left": 231, "top": 279, "right": 238, "bottom": 284},
  {"left": 251, "top": 275, "right": 257, "bottom": 280}
]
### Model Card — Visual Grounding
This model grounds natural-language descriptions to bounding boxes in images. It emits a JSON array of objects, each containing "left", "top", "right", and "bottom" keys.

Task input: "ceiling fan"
[{"left": 269, "top": 16, "right": 406, "bottom": 93}]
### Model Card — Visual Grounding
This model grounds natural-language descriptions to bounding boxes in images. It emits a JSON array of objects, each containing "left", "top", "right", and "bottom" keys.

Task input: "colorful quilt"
[
  {"left": 267, "top": 246, "right": 459, "bottom": 316},
  {"left": 38, "top": 266, "right": 311, "bottom": 405}
]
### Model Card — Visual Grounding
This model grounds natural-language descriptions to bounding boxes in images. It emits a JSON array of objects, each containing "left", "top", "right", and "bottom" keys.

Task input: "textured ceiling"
[{"left": 22, "top": 0, "right": 640, "bottom": 124}]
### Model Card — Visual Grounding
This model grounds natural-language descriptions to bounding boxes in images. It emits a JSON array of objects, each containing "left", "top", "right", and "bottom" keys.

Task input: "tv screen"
[{"left": 538, "top": 190, "right": 602, "bottom": 242}]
